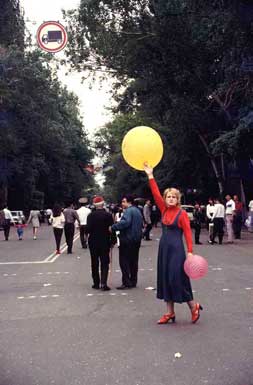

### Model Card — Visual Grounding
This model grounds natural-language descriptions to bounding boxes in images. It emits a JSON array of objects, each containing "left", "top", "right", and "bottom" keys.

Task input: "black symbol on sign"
[{"left": 42, "top": 30, "right": 63, "bottom": 44}]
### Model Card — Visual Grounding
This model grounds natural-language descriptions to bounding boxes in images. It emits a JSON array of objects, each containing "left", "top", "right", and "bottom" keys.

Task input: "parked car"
[
  {"left": 181, "top": 205, "right": 195, "bottom": 226},
  {"left": 10, "top": 211, "right": 25, "bottom": 224}
]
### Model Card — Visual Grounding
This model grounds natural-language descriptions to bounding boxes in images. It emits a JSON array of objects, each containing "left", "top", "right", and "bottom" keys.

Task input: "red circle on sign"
[{"left": 37, "top": 21, "right": 68, "bottom": 53}]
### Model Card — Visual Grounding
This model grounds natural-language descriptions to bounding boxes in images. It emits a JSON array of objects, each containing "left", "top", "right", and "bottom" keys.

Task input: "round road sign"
[{"left": 37, "top": 21, "right": 68, "bottom": 53}]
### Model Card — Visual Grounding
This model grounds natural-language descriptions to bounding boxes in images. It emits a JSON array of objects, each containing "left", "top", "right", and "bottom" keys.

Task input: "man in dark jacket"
[
  {"left": 111, "top": 195, "right": 143, "bottom": 289},
  {"left": 86, "top": 196, "right": 115, "bottom": 291},
  {"left": 63, "top": 201, "right": 80, "bottom": 254}
]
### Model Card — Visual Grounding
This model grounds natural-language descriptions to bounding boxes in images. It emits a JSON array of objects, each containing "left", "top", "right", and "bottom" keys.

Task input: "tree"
[
  {"left": 66, "top": 0, "right": 253, "bottom": 198},
  {"left": 0, "top": 48, "right": 94, "bottom": 209}
]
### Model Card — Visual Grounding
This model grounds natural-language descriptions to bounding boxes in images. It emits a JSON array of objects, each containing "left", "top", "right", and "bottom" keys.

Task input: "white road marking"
[
  {"left": 43, "top": 283, "right": 52, "bottom": 287},
  {"left": 145, "top": 287, "right": 155, "bottom": 290},
  {"left": 121, "top": 293, "right": 127, "bottom": 296},
  {"left": 245, "top": 287, "right": 252, "bottom": 290},
  {"left": 222, "top": 288, "right": 230, "bottom": 292},
  {"left": 87, "top": 294, "right": 93, "bottom": 297},
  {"left": 17, "top": 295, "right": 60, "bottom": 300}
]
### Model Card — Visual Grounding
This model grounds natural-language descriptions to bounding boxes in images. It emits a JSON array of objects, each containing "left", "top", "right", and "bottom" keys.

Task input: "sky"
[{"left": 20, "top": 0, "right": 114, "bottom": 139}]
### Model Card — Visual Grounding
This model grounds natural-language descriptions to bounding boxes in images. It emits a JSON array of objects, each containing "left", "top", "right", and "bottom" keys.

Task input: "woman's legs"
[
  {"left": 33, "top": 227, "right": 38, "bottom": 239},
  {"left": 166, "top": 301, "right": 175, "bottom": 314},
  {"left": 187, "top": 300, "right": 195, "bottom": 310}
]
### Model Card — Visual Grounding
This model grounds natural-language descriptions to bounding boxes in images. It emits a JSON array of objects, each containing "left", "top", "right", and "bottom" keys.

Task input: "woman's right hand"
[{"left": 143, "top": 162, "right": 154, "bottom": 177}]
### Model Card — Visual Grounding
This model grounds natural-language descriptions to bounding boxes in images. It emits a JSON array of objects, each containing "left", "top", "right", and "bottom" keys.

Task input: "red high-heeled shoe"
[
  {"left": 191, "top": 303, "right": 203, "bottom": 323},
  {"left": 157, "top": 313, "right": 176, "bottom": 324}
]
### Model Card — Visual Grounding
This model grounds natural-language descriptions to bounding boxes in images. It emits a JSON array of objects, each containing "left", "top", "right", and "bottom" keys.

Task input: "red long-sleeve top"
[{"left": 149, "top": 178, "right": 193, "bottom": 253}]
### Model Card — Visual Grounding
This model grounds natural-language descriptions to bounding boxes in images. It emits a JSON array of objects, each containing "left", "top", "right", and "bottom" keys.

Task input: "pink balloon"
[{"left": 184, "top": 254, "right": 208, "bottom": 280}]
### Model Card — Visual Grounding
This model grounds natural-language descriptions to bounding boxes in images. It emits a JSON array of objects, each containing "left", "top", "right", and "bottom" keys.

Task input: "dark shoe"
[
  {"left": 195, "top": 242, "right": 202, "bottom": 245},
  {"left": 116, "top": 285, "right": 131, "bottom": 290},
  {"left": 101, "top": 285, "right": 111, "bottom": 291},
  {"left": 92, "top": 284, "right": 100, "bottom": 290}
]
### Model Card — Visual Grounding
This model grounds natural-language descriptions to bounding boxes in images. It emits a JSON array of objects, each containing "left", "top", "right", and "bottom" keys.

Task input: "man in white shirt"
[
  {"left": 225, "top": 195, "right": 235, "bottom": 243},
  {"left": 77, "top": 202, "right": 91, "bottom": 248},
  {"left": 210, "top": 198, "right": 225, "bottom": 244},
  {"left": 3, "top": 206, "right": 15, "bottom": 241},
  {"left": 206, "top": 198, "right": 215, "bottom": 241},
  {"left": 248, "top": 199, "right": 253, "bottom": 233}
]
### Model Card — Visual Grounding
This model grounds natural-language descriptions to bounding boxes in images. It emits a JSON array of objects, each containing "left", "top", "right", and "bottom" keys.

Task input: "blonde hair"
[{"left": 163, "top": 188, "right": 181, "bottom": 207}]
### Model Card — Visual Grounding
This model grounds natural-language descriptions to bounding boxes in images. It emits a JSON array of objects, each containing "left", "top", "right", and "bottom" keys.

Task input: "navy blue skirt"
[{"left": 157, "top": 211, "right": 193, "bottom": 303}]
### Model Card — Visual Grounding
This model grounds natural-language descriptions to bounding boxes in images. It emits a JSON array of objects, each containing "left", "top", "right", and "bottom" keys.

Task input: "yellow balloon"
[{"left": 122, "top": 126, "right": 163, "bottom": 171}]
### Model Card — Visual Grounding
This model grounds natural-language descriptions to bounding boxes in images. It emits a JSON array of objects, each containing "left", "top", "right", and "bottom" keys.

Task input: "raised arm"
[{"left": 143, "top": 163, "right": 165, "bottom": 213}]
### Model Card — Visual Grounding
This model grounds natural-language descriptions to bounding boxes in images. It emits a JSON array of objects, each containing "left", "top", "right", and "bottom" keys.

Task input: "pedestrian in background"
[
  {"left": 143, "top": 163, "right": 203, "bottom": 325},
  {"left": 15, "top": 214, "right": 26, "bottom": 240},
  {"left": 112, "top": 195, "right": 143, "bottom": 290},
  {"left": 151, "top": 204, "right": 160, "bottom": 228},
  {"left": 2, "top": 205, "right": 14, "bottom": 241},
  {"left": 46, "top": 208, "right": 53, "bottom": 225},
  {"left": 247, "top": 198, "right": 253, "bottom": 232},
  {"left": 206, "top": 198, "right": 215, "bottom": 242},
  {"left": 233, "top": 195, "right": 243, "bottom": 239},
  {"left": 114, "top": 206, "right": 123, "bottom": 247},
  {"left": 50, "top": 204, "right": 65, "bottom": 254},
  {"left": 210, "top": 198, "right": 225, "bottom": 245},
  {"left": 143, "top": 199, "right": 152, "bottom": 240},
  {"left": 225, "top": 195, "right": 235, "bottom": 243},
  {"left": 86, "top": 196, "right": 115, "bottom": 291},
  {"left": 77, "top": 200, "right": 91, "bottom": 249},
  {"left": 27, "top": 208, "right": 41, "bottom": 240},
  {"left": 193, "top": 203, "right": 203, "bottom": 245},
  {"left": 63, "top": 201, "right": 80, "bottom": 254}
]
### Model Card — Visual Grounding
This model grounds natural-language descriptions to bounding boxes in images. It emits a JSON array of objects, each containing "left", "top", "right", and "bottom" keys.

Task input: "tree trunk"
[{"left": 198, "top": 134, "right": 225, "bottom": 196}]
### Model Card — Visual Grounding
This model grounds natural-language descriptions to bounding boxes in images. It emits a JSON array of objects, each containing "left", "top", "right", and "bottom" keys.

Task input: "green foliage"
[
  {"left": 0, "top": 0, "right": 25, "bottom": 50},
  {"left": 66, "top": 0, "right": 253, "bottom": 198},
  {"left": 0, "top": 49, "right": 94, "bottom": 209}
]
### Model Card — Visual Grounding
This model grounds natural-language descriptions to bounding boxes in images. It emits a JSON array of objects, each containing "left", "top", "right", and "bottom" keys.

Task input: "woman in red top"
[{"left": 144, "top": 163, "right": 203, "bottom": 324}]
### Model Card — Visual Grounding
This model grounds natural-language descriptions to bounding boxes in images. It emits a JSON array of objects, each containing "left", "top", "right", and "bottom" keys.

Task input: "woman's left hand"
[{"left": 187, "top": 252, "right": 193, "bottom": 258}]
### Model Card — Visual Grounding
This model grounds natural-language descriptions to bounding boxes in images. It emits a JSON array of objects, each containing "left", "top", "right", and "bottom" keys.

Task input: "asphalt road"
[{"left": 0, "top": 224, "right": 253, "bottom": 385}]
